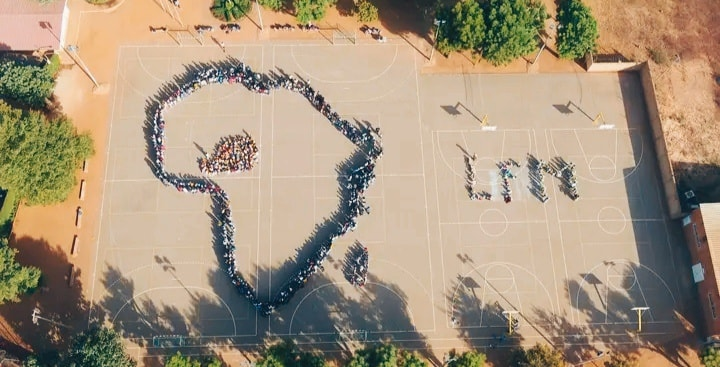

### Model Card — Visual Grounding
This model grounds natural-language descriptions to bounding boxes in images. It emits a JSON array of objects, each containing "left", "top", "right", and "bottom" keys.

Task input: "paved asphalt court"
[{"left": 91, "top": 42, "right": 691, "bottom": 359}]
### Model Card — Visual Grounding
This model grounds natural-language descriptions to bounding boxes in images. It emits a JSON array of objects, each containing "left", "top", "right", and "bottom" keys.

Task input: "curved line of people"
[{"left": 148, "top": 63, "right": 383, "bottom": 316}]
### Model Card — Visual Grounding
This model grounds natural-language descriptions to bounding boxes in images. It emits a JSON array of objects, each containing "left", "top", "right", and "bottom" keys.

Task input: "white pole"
[
  {"left": 429, "top": 19, "right": 446, "bottom": 63},
  {"left": 255, "top": 0, "right": 264, "bottom": 31}
]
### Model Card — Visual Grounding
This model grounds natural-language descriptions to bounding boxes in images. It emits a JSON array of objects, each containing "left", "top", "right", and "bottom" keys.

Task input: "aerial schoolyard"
[{"left": 90, "top": 41, "right": 690, "bottom": 364}]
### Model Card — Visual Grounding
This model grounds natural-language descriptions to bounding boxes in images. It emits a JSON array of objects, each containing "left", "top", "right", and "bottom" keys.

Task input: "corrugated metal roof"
[
  {"left": 0, "top": 0, "right": 66, "bottom": 51},
  {"left": 701, "top": 203, "right": 720, "bottom": 290}
]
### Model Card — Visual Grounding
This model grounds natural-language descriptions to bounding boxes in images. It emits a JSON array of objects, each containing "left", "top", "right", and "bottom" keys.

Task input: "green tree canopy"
[
  {"left": 448, "top": 350, "right": 486, "bottom": 367},
  {"left": 64, "top": 326, "right": 136, "bottom": 367},
  {"left": 356, "top": 0, "right": 379, "bottom": 22},
  {"left": 399, "top": 351, "right": 427, "bottom": 367},
  {"left": 211, "top": 0, "right": 251, "bottom": 21},
  {"left": 481, "top": 0, "right": 547, "bottom": 65},
  {"left": 556, "top": 0, "right": 598, "bottom": 59},
  {"left": 0, "top": 102, "right": 94, "bottom": 205},
  {"left": 165, "top": 352, "right": 201, "bottom": 367},
  {"left": 703, "top": 347, "right": 720, "bottom": 367},
  {"left": 294, "top": 0, "right": 335, "bottom": 23},
  {"left": 164, "top": 352, "right": 223, "bottom": 367},
  {"left": 509, "top": 343, "right": 564, "bottom": 367},
  {"left": 257, "top": 339, "right": 327, "bottom": 367},
  {"left": 435, "top": 0, "right": 485, "bottom": 55},
  {"left": 258, "top": 0, "right": 283, "bottom": 11},
  {"left": 0, "top": 59, "right": 55, "bottom": 108},
  {"left": 0, "top": 238, "right": 41, "bottom": 304}
]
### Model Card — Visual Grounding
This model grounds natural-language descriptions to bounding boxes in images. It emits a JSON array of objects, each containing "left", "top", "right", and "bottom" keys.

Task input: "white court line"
[
  {"left": 430, "top": 132, "right": 451, "bottom": 322},
  {"left": 542, "top": 129, "right": 570, "bottom": 322},
  {"left": 412, "top": 50, "right": 437, "bottom": 330},
  {"left": 289, "top": 44, "right": 400, "bottom": 84},
  {"left": 111, "top": 286, "right": 238, "bottom": 336},
  {"left": 447, "top": 220, "right": 548, "bottom": 225},
  {"left": 88, "top": 45, "right": 125, "bottom": 326},
  {"left": 558, "top": 219, "right": 665, "bottom": 223}
]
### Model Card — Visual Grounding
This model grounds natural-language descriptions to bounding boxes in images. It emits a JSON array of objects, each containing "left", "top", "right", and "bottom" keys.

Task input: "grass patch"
[{"left": 0, "top": 190, "right": 19, "bottom": 238}]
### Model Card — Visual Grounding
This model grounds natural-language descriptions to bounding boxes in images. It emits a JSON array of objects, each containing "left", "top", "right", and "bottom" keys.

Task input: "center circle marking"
[
  {"left": 479, "top": 209, "right": 509, "bottom": 237},
  {"left": 588, "top": 155, "right": 616, "bottom": 181},
  {"left": 597, "top": 206, "right": 627, "bottom": 235}
]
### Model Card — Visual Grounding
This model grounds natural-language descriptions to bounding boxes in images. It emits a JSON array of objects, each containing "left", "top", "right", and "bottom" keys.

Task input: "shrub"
[
  {"left": 356, "top": 0, "right": 379, "bottom": 22},
  {"left": 211, "top": 0, "right": 252, "bottom": 21},
  {"left": 556, "top": 0, "right": 598, "bottom": 59}
]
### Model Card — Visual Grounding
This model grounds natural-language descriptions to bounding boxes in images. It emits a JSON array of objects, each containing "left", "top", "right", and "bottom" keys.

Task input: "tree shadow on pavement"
[
  {"left": 532, "top": 266, "right": 700, "bottom": 367},
  {"left": 445, "top": 275, "right": 525, "bottom": 366},
  {"left": 0, "top": 235, "right": 91, "bottom": 358}
]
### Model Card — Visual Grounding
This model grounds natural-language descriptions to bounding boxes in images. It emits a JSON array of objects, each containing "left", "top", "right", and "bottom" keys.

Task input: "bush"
[
  {"left": 45, "top": 54, "right": 61, "bottom": 78},
  {"left": 356, "top": 0, "right": 379, "bottom": 22},
  {"left": 258, "top": 0, "right": 283, "bottom": 11},
  {"left": 211, "top": 0, "right": 252, "bottom": 21},
  {"left": 0, "top": 59, "right": 55, "bottom": 108},
  {"left": 556, "top": 0, "right": 598, "bottom": 59}
]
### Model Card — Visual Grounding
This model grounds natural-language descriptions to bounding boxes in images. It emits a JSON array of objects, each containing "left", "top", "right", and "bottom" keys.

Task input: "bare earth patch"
[{"left": 586, "top": 0, "right": 720, "bottom": 200}]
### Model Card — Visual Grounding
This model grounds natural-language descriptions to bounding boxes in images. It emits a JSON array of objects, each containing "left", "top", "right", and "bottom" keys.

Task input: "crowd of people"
[
  {"left": 361, "top": 25, "right": 387, "bottom": 43},
  {"left": 344, "top": 245, "right": 369, "bottom": 287},
  {"left": 499, "top": 161, "right": 517, "bottom": 203},
  {"left": 270, "top": 23, "right": 320, "bottom": 31},
  {"left": 198, "top": 133, "right": 259, "bottom": 175},
  {"left": 220, "top": 23, "right": 241, "bottom": 33},
  {"left": 465, "top": 154, "right": 492, "bottom": 201},
  {"left": 527, "top": 154, "right": 550, "bottom": 203},
  {"left": 149, "top": 63, "right": 382, "bottom": 316}
]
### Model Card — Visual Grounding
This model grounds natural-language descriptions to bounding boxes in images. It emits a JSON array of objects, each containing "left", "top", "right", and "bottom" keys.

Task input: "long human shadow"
[{"left": 0, "top": 235, "right": 91, "bottom": 360}]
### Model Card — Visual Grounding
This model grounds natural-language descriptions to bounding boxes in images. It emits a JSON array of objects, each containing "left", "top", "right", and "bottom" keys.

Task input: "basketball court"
[{"left": 91, "top": 41, "right": 691, "bottom": 363}]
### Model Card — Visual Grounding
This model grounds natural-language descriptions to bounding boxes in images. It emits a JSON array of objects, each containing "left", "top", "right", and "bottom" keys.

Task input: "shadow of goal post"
[{"left": 333, "top": 23, "right": 357, "bottom": 45}]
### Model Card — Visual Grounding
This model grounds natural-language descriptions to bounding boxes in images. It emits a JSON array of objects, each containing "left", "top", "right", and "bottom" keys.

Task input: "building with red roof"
[{"left": 0, "top": 0, "right": 68, "bottom": 52}]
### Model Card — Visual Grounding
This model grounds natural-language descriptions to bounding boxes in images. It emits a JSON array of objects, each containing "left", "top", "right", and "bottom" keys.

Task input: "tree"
[
  {"left": 0, "top": 59, "right": 55, "bottom": 108},
  {"left": 0, "top": 238, "right": 41, "bottom": 304},
  {"left": 210, "top": 0, "right": 251, "bottom": 21},
  {"left": 703, "top": 347, "right": 720, "bottom": 367},
  {"left": 256, "top": 339, "right": 327, "bottom": 367},
  {"left": 346, "top": 354, "right": 370, "bottom": 367},
  {"left": 355, "top": 0, "right": 379, "bottom": 22},
  {"left": 399, "top": 351, "right": 427, "bottom": 367},
  {"left": 64, "top": 326, "right": 136, "bottom": 367},
  {"left": 556, "top": 0, "right": 598, "bottom": 59},
  {"left": 481, "top": 0, "right": 547, "bottom": 65},
  {"left": 435, "top": 0, "right": 485, "bottom": 55},
  {"left": 22, "top": 355, "right": 42, "bottom": 367},
  {"left": 509, "top": 344, "right": 564, "bottom": 367},
  {"left": 0, "top": 102, "right": 94, "bottom": 205},
  {"left": 604, "top": 353, "right": 638, "bottom": 367},
  {"left": 448, "top": 350, "right": 485, "bottom": 367},
  {"left": 165, "top": 352, "right": 201, "bottom": 367},
  {"left": 258, "top": 0, "right": 283, "bottom": 11},
  {"left": 369, "top": 344, "right": 398, "bottom": 367},
  {"left": 164, "top": 352, "right": 223, "bottom": 367},
  {"left": 294, "top": 0, "right": 331, "bottom": 23}
]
